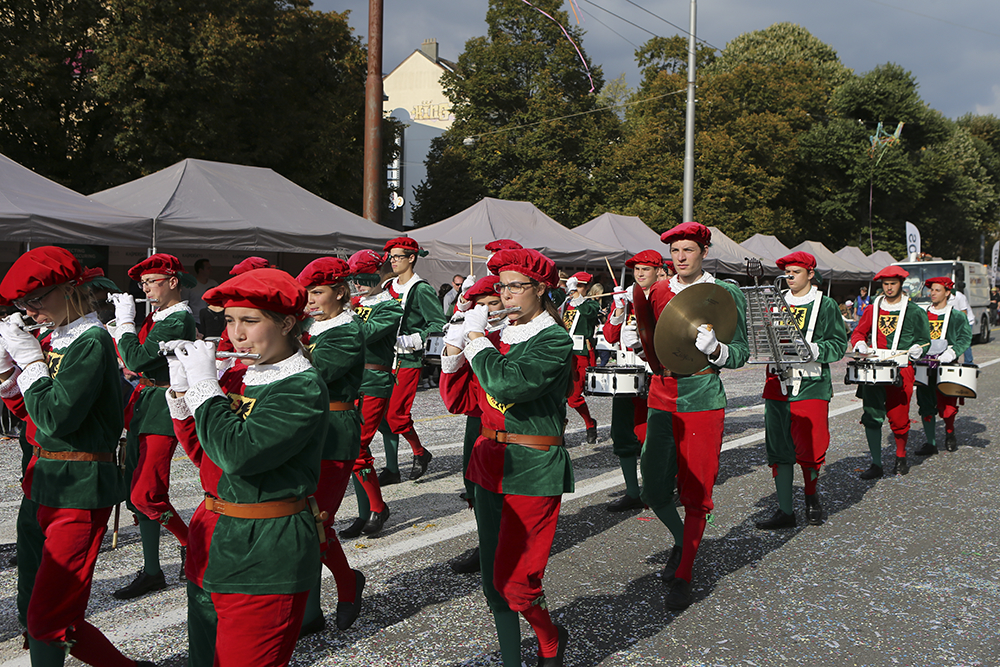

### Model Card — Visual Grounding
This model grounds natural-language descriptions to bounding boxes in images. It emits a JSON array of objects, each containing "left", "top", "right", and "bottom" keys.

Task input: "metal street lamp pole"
[{"left": 682, "top": 0, "right": 697, "bottom": 223}]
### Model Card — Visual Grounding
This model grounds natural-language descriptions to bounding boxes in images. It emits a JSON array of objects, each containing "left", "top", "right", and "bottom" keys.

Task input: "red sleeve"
[
  {"left": 648, "top": 281, "right": 674, "bottom": 318},
  {"left": 603, "top": 308, "right": 623, "bottom": 344},
  {"left": 439, "top": 359, "right": 482, "bottom": 416},
  {"left": 173, "top": 415, "right": 202, "bottom": 468},
  {"left": 2, "top": 393, "right": 28, "bottom": 421},
  {"left": 850, "top": 307, "right": 872, "bottom": 347}
]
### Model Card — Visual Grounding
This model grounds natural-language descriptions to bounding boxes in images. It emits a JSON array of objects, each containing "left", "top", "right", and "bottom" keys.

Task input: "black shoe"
[
  {"left": 450, "top": 547, "right": 481, "bottom": 574},
  {"left": 377, "top": 468, "right": 401, "bottom": 486},
  {"left": 536, "top": 624, "right": 568, "bottom": 667},
  {"left": 409, "top": 450, "right": 432, "bottom": 480},
  {"left": 661, "top": 545, "right": 682, "bottom": 582},
  {"left": 755, "top": 508, "right": 797, "bottom": 530},
  {"left": 339, "top": 516, "right": 367, "bottom": 539},
  {"left": 859, "top": 464, "right": 883, "bottom": 480},
  {"left": 135, "top": 662, "right": 158, "bottom": 667},
  {"left": 607, "top": 493, "right": 644, "bottom": 512},
  {"left": 895, "top": 456, "right": 909, "bottom": 476},
  {"left": 945, "top": 433, "right": 958, "bottom": 452},
  {"left": 586, "top": 426, "right": 598, "bottom": 445},
  {"left": 179, "top": 545, "right": 187, "bottom": 582},
  {"left": 298, "top": 614, "right": 325, "bottom": 639},
  {"left": 335, "top": 570, "right": 365, "bottom": 631},
  {"left": 113, "top": 568, "right": 167, "bottom": 600},
  {"left": 362, "top": 506, "right": 390, "bottom": 535},
  {"left": 804, "top": 493, "right": 824, "bottom": 526},
  {"left": 664, "top": 577, "right": 693, "bottom": 611},
  {"left": 915, "top": 442, "right": 938, "bottom": 456},
  {"left": 8, "top": 554, "right": 16, "bottom": 566}
]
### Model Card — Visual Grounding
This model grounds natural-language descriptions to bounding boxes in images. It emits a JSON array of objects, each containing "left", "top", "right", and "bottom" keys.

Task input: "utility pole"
[
  {"left": 363, "top": 0, "right": 383, "bottom": 224},
  {"left": 681, "top": 0, "right": 697, "bottom": 223}
]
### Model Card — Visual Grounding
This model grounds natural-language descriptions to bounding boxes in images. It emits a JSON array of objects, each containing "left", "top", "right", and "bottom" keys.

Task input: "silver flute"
[
  {"left": 157, "top": 341, "right": 260, "bottom": 360},
  {"left": 108, "top": 297, "right": 155, "bottom": 303},
  {"left": 24, "top": 323, "right": 52, "bottom": 332}
]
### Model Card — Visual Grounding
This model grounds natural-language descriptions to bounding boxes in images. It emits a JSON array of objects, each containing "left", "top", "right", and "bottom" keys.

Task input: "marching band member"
[
  {"left": 166, "top": 268, "right": 327, "bottom": 667},
  {"left": 296, "top": 258, "right": 366, "bottom": 634},
  {"left": 756, "top": 252, "right": 847, "bottom": 529},
  {"left": 0, "top": 247, "right": 154, "bottom": 667},
  {"left": 915, "top": 277, "right": 972, "bottom": 455},
  {"left": 849, "top": 266, "right": 931, "bottom": 478},
  {"left": 563, "top": 271, "right": 599, "bottom": 444},
  {"left": 213, "top": 258, "right": 276, "bottom": 353},
  {"left": 440, "top": 248, "right": 572, "bottom": 666},
  {"left": 110, "top": 254, "right": 197, "bottom": 600},
  {"left": 377, "top": 237, "right": 447, "bottom": 485},
  {"left": 602, "top": 250, "right": 662, "bottom": 512},
  {"left": 640, "top": 222, "right": 749, "bottom": 611}
]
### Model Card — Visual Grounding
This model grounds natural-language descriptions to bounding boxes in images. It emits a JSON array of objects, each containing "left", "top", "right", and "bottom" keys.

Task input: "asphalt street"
[{"left": 0, "top": 342, "right": 997, "bottom": 666}]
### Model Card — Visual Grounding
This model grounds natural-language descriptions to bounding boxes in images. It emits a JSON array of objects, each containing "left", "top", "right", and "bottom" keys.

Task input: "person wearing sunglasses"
[{"left": 109, "top": 254, "right": 197, "bottom": 600}]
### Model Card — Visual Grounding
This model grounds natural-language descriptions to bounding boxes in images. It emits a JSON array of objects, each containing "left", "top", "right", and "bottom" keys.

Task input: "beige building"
[{"left": 383, "top": 38, "right": 455, "bottom": 228}]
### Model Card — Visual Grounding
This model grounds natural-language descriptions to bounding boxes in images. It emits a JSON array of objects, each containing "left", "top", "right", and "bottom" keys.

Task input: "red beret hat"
[
  {"left": 0, "top": 246, "right": 83, "bottom": 305},
  {"left": 383, "top": 237, "right": 425, "bottom": 256},
  {"left": 776, "top": 251, "right": 817, "bottom": 272},
  {"left": 660, "top": 222, "right": 711, "bottom": 247},
  {"left": 665, "top": 260, "right": 675, "bottom": 273},
  {"left": 571, "top": 271, "right": 593, "bottom": 284},
  {"left": 296, "top": 258, "right": 351, "bottom": 288},
  {"left": 924, "top": 276, "right": 954, "bottom": 291},
  {"left": 463, "top": 275, "right": 501, "bottom": 302},
  {"left": 348, "top": 249, "right": 385, "bottom": 275},
  {"left": 488, "top": 249, "right": 559, "bottom": 287},
  {"left": 626, "top": 250, "right": 663, "bottom": 268},
  {"left": 874, "top": 265, "right": 909, "bottom": 281},
  {"left": 203, "top": 268, "right": 307, "bottom": 319},
  {"left": 230, "top": 257, "right": 273, "bottom": 276},
  {"left": 485, "top": 239, "right": 523, "bottom": 253},
  {"left": 128, "top": 253, "right": 185, "bottom": 281}
]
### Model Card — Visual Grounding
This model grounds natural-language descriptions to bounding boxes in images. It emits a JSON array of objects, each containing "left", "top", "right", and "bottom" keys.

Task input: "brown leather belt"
[
  {"left": 480, "top": 427, "right": 564, "bottom": 452},
  {"left": 137, "top": 377, "right": 171, "bottom": 389},
  {"left": 33, "top": 446, "right": 114, "bottom": 463},
  {"left": 364, "top": 363, "right": 391, "bottom": 372},
  {"left": 329, "top": 401, "right": 355, "bottom": 411},
  {"left": 204, "top": 495, "right": 307, "bottom": 519},
  {"left": 660, "top": 367, "right": 719, "bottom": 379}
]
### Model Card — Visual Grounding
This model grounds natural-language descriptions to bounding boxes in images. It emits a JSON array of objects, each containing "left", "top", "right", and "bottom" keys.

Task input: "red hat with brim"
[
  {"left": 383, "top": 236, "right": 426, "bottom": 257},
  {"left": 874, "top": 266, "right": 909, "bottom": 281},
  {"left": 626, "top": 250, "right": 663, "bottom": 268},
  {"left": 776, "top": 251, "right": 817, "bottom": 272},
  {"left": 204, "top": 268, "right": 307, "bottom": 320},
  {"left": 572, "top": 271, "right": 593, "bottom": 284},
  {"left": 464, "top": 275, "right": 501, "bottom": 302},
  {"left": 665, "top": 260, "right": 675, "bottom": 273},
  {"left": 349, "top": 249, "right": 384, "bottom": 275},
  {"left": 0, "top": 246, "right": 83, "bottom": 305},
  {"left": 485, "top": 239, "right": 523, "bottom": 253},
  {"left": 487, "top": 249, "right": 559, "bottom": 287},
  {"left": 128, "top": 253, "right": 196, "bottom": 288},
  {"left": 296, "top": 258, "right": 351, "bottom": 288},
  {"left": 924, "top": 276, "right": 954, "bottom": 291},
  {"left": 231, "top": 257, "right": 273, "bottom": 276},
  {"left": 660, "top": 222, "right": 711, "bottom": 247}
]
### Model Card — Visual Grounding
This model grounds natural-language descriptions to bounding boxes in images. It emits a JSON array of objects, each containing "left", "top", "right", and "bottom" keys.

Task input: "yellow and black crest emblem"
[
  {"left": 929, "top": 320, "right": 944, "bottom": 340},
  {"left": 562, "top": 309, "right": 576, "bottom": 328},
  {"left": 46, "top": 351, "right": 65, "bottom": 377},
  {"left": 306, "top": 342, "right": 317, "bottom": 353},
  {"left": 791, "top": 305, "right": 808, "bottom": 331},
  {"left": 877, "top": 313, "right": 898, "bottom": 337},
  {"left": 355, "top": 306, "right": 373, "bottom": 323},
  {"left": 627, "top": 313, "right": 636, "bottom": 326},
  {"left": 226, "top": 393, "right": 257, "bottom": 420},
  {"left": 486, "top": 393, "right": 512, "bottom": 415}
]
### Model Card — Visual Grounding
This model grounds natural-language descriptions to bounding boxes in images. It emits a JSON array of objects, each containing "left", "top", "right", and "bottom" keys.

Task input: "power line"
[
  {"left": 866, "top": 0, "right": 1000, "bottom": 39},
  {"left": 579, "top": 5, "right": 641, "bottom": 51},
  {"left": 578, "top": 0, "right": 658, "bottom": 39},
  {"left": 579, "top": 0, "right": 720, "bottom": 52},
  {"left": 621, "top": 0, "right": 722, "bottom": 52}
]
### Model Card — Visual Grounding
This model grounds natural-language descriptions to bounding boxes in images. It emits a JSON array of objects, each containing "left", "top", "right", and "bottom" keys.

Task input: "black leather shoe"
[
  {"left": 755, "top": 508, "right": 797, "bottom": 530},
  {"left": 409, "top": 450, "right": 433, "bottom": 480},
  {"left": 362, "top": 506, "right": 390, "bottom": 535},
  {"left": 661, "top": 545, "right": 682, "bottom": 582},
  {"left": 298, "top": 614, "right": 325, "bottom": 639},
  {"left": 113, "top": 568, "right": 167, "bottom": 600},
  {"left": 804, "top": 493, "right": 824, "bottom": 526},
  {"left": 377, "top": 468, "right": 401, "bottom": 486},
  {"left": 339, "top": 516, "right": 367, "bottom": 539},
  {"left": 136, "top": 662, "right": 158, "bottom": 667},
  {"left": 945, "top": 433, "right": 958, "bottom": 452},
  {"left": 536, "top": 624, "right": 568, "bottom": 667},
  {"left": 335, "top": 570, "right": 365, "bottom": 631},
  {"left": 859, "top": 464, "right": 883, "bottom": 480},
  {"left": 607, "top": 493, "right": 644, "bottom": 512},
  {"left": 179, "top": 545, "right": 187, "bottom": 582},
  {"left": 895, "top": 456, "right": 909, "bottom": 476},
  {"left": 586, "top": 426, "right": 598, "bottom": 445},
  {"left": 664, "top": 577, "right": 693, "bottom": 611},
  {"left": 450, "top": 547, "right": 481, "bottom": 574},
  {"left": 915, "top": 442, "right": 938, "bottom": 456}
]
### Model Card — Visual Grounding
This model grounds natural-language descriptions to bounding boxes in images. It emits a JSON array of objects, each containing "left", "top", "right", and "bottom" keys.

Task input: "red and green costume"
[
  {"left": 562, "top": 295, "right": 599, "bottom": 430},
  {"left": 916, "top": 305, "right": 972, "bottom": 444}
]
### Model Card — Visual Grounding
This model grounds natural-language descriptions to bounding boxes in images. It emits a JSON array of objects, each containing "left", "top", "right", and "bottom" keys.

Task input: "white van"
[{"left": 894, "top": 260, "right": 991, "bottom": 343}]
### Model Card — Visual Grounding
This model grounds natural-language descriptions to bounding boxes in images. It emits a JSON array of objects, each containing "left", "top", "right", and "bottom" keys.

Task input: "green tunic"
[
  {"left": 355, "top": 291, "right": 403, "bottom": 399},
  {"left": 562, "top": 296, "right": 600, "bottom": 357},
  {"left": 307, "top": 311, "right": 364, "bottom": 461},
  {"left": 390, "top": 275, "right": 447, "bottom": 369},
  {"left": 917, "top": 306, "right": 973, "bottom": 417}
]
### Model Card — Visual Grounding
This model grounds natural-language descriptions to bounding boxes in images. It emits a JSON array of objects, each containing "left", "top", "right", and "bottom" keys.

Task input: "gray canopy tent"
[
  {"left": 869, "top": 250, "right": 898, "bottom": 272},
  {"left": 705, "top": 227, "right": 780, "bottom": 276},
  {"left": 740, "top": 233, "right": 791, "bottom": 261},
  {"left": 407, "top": 198, "right": 629, "bottom": 288},
  {"left": 574, "top": 213, "right": 662, "bottom": 256},
  {"left": 90, "top": 158, "right": 394, "bottom": 254},
  {"left": 835, "top": 246, "right": 881, "bottom": 274},
  {"left": 789, "top": 241, "right": 873, "bottom": 282}
]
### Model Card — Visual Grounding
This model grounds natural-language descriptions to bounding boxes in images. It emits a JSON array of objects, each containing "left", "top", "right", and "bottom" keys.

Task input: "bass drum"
[
  {"left": 584, "top": 366, "right": 649, "bottom": 397},
  {"left": 936, "top": 363, "right": 979, "bottom": 398}
]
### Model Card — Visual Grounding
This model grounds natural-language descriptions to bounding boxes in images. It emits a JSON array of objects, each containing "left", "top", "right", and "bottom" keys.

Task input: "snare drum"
[
  {"left": 584, "top": 366, "right": 649, "bottom": 397},
  {"left": 936, "top": 363, "right": 979, "bottom": 398},
  {"left": 424, "top": 330, "right": 445, "bottom": 365},
  {"left": 845, "top": 359, "right": 901, "bottom": 386},
  {"left": 913, "top": 360, "right": 935, "bottom": 387}
]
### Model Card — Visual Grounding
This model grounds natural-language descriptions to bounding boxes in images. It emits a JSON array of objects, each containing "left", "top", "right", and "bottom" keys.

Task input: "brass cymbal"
[{"left": 654, "top": 283, "right": 737, "bottom": 375}]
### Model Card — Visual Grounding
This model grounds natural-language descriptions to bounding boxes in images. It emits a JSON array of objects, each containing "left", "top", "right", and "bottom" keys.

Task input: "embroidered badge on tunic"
[
  {"left": 562, "top": 309, "right": 576, "bottom": 329},
  {"left": 355, "top": 306, "right": 373, "bottom": 323},
  {"left": 627, "top": 313, "right": 636, "bottom": 326},
  {"left": 486, "top": 393, "right": 512, "bottom": 414},
  {"left": 929, "top": 320, "right": 944, "bottom": 340},
  {"left": 227, "top": 393, "right": 256, "bottom": 420},
  {"left": 877, "top": 313, "right": 898, "bottom": 337},
  {"left": 46, "top": 351, "right": 64, "bottom": 377},
  {"left": 791, "top": 305, "right": 808, "bottom": 330}
]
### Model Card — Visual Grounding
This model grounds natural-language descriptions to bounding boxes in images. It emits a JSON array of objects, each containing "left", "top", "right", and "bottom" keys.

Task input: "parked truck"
[{"left": 895, "top": 259, "right": 991, "bottom": 343}]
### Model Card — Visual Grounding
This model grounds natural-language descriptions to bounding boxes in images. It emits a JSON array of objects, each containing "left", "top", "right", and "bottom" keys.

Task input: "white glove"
[
  {"left": 695, "top": 325, "right": 720, "bottom": 357},
  {"left": 621, "top": 323, "right": 640, "bottom": 350},
  {"left": 463, "top": 304, "right": 489, "bottom": 338},
  {"left": 0, "top": 340, "right": 14, "bottom": 375},
  {"left": 174, "top": 340, "right": 219, "bottom": 388},
  {"left": 853, "top": 341, "right": 870, "bottom": 355},
  {"left": 613, "top": 289, "right": 629, "bottom": 311},
  {"left": 939, "top": 348, "right": 957, "bottom": 363},
  {"left": 443, "top": 315, "right": 466, "bottom": 350},
  {"left": 0, "top": 320, "right": 44, "bottom": 367},
  {"left": 456, "top": 296, "right": 473, "bottom": 313},
  {"left": 928, "top": 338, "right": 948, "bottom": 356},
  {"left": 462, "top": 275, "right": 476, "bottom": 291},
  {"left": 395, "top": 333, "right": 422, "bottom": 350},
  {"left": 908, "top": 344, "right": 924, "bottom": 360},
  {"left": 167, "top": 356, "right": 189, "bottom": 393},
  {"left": 109, "top": 293, "right": 136, "bottom": 325},
  {"left": 566, "top": 277, "right": 578, "bottom": 293},
  {"left": 808, "top": 342, "right": 820, "bottom": 360}
]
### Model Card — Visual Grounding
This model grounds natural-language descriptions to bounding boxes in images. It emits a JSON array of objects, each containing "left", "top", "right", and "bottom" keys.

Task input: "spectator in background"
[
  {"left": 442, "top": 274, "right": 464, "bottom": 314},
  {"left": 990, "top": 286, "right": 998, "bottom": 325},
  {"left": 855, "top": 286, "right": 871, "bottom": 320},
  {"left": 181, "top": 258, "right": 218, "bottom": 334},
  {"left": 841, "top": 299, "right": 857, "bottom": 332}
]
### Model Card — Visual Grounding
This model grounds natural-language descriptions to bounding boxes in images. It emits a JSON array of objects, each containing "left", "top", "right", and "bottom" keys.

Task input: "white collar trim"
[
  {"left": 669, "top": 271, "right": 715, "bottom": 293},
  {"left": 928, "top": 305, "right": 951, "bottom": 315},
  {"left": 153, "top": 301, "right": 193, "bottom": 322},
  {"left": 48, "top": 313, "right": 105, "bottom": 350},
  {"left": 784, "top": 286, "right": 820, "bottom": 306},
  {"left": 392, "top": 273, "right": 423, "bottom": 297},
  {"left": 360, "top": 291, "right": 393, "bottom": 307},
  {"left": 243, "top": 350, "right": 313, "bottom": 386},
  {"left": 878, "top": 298, "right": 904, "bottom": 312},
  {"left": 501, "top": 312, "right": 558, "bottom": 345},
  {"left": 308, "top": 310, "right": 354, "bottom": 336}
]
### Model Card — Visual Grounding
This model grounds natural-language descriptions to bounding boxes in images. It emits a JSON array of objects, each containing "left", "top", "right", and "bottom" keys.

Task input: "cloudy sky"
[{"left": 313, "top": 0, "right": 1000, "bottom": 119}]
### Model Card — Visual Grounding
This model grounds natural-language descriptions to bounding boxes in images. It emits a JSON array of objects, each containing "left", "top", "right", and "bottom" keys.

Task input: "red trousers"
[
  {"left": 385, "top": 366, "right": 421, "bottom": 435},
  {"left": 566, "top": 353, "right": 596, "bottom": 429},
  {"left": 354, "top": 394, "right": 388, "bottom": 514},
  {"left": 640, "top": 408, "right": 725, "bottom": 514},
  {"left": 860, "top": 365, "right": 915, "bottom": 437},
  {"left": 764, "top": 399, "right": 829, "bottom": 471},
  {"left": 314, "top": 459, "right": 357, "bottom": 602},
  {"left": 132, "top": 432, "right": 189, "bottom": 545},
  {"left": 210, "top": 590, "right": 309, "bottom": 667}
]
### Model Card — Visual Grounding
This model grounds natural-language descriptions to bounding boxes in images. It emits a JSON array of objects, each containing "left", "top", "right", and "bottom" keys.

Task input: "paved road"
[{"left": 0, "top": 343, "right": 998, "bottom": 666}]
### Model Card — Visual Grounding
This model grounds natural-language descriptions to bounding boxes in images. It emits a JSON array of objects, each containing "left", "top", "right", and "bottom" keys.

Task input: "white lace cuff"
[
  {"left": 440, "top": 352, "right": 467, "bottom": 374},
  {"left": 113, "top": 322, "right": 136, "bottom": 343},
  {"left": 569, "top": 296, "right": 585, "bottom": 307},
  {"left": 166, "top": 392, "right": 193, "bottom": 420},
  {"left": 17, "top": 362, "right": 49, "bottom": 393},
  {"left": 184, "top": 379, "right": 225, "bottom": 413},
  {"left": 710, "top": 342, "right": 730, "bottom": 367},
  {"left": 464, "top": 335, "right": 495, "bottom": 363},
  {"left": 0, "top": 369, "right": 22, "bottom": 398},
  {"left": 609, "top": 310, "right": 626, "bottom": 326}
]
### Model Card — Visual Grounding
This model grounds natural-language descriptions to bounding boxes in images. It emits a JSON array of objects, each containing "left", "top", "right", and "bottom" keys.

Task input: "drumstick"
[
  {"left": 470, "top": 238, "right": 474, "bottom": 276},
  {"left": 605, "top": 257, "right": 619, "bottom": 288},
  {"left": 456, "top": 251, "right": 489, "bottom": 260},
  {"left": 583, "top": 290, "right": 629, "bottom": 300}
]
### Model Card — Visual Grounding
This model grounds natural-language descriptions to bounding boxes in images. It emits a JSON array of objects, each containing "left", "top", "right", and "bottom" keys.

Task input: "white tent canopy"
[
  {"left": 789, "top": 240, "right": 873, "bottom": 282},
  {"left": 91, "top": 158, "right": 394, "bottom": 253},
  {"left": 705, "top": 227, "right": 780, "bottom": 276},
  {"left": 868, "top": 250, "right": 898, "bottom": 272},
  {"left": 740, "top": 233, "right": 791, "bottom": 261},
  {"left": 0, "top": 152, "right": 152, "bottom": 247},
  {"left": 574, "top": 213, "right": 662, "bottom": 257},
  {"left": 835, "top": 245, "right": 881, "bottom": 274}
]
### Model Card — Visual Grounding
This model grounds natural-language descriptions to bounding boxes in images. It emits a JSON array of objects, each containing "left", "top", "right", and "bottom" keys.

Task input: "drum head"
[{"left": 937, "top": 382, "right": 976, "bottom": 398}]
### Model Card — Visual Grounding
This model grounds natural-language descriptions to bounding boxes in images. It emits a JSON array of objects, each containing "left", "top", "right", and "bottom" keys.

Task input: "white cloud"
[{"left": 975, "top": 85, "right": 1000, "bottom": 117}]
